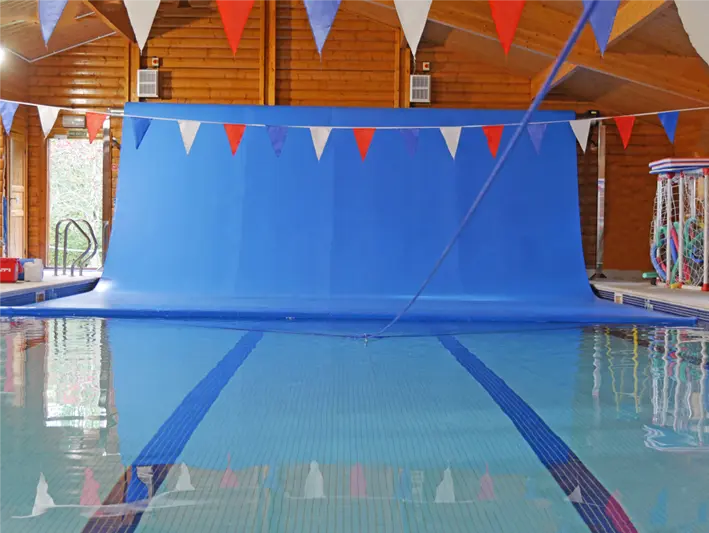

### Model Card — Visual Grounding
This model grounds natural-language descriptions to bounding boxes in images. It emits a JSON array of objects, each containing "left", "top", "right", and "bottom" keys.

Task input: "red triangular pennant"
[
  {"left": 482, "top": 125, "right": 505, "bottom": 158},
  {"left": 488, "top": 0, "right": 526, "bottom": 55},
  {"left": 86, "top": 112, "right": 107, "bottom": 144},
  {"left": 216, "top": 0, "right": 255, "bottom": 55},
  {"left": 614, "top": 115, "right": 635, "bottom": 149},
  {"left": 224, "top": 124, "right": 246, "bottom": 155},
  {"left": 353, "top": 128, "right": 376, "bottom": 160}
]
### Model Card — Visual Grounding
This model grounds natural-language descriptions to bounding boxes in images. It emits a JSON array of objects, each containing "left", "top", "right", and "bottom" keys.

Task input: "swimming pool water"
[{"left": 1, "top": 318, "right": 707, "bottom": 532}]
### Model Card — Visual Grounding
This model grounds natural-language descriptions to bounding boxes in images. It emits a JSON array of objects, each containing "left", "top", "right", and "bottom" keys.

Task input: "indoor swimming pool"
[{"left": 1, "top": 317, "right": 707, "bottom": 533}]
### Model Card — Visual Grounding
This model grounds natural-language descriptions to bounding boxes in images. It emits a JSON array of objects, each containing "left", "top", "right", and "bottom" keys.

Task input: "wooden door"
[{"left": 8, "top": 132, "right": 27, "bottom": 258}]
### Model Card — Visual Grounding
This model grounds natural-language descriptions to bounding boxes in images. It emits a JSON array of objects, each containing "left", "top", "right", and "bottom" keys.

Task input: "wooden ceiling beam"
[
  {"left": 84, "top": 0, "right": 135, "bottom": 42},
  {"left": 532, "top": 0, "right": 672, "bottom": 99},
  {"left": 358, "top": 0, "right": 709, "bottom": 104}
]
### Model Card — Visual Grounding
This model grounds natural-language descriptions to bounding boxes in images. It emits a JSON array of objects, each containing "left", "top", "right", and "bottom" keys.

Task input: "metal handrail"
[{"left": 53, "top": 218, "right": 99, "bottom": 276}]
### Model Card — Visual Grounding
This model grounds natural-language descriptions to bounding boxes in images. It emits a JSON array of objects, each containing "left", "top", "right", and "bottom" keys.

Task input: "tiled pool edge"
[
  {"left": 593, "top": 286, "right": 709, "bottom": 328},
  {"left": 0, "top": 278, "right": 99, "bottom": 307}
]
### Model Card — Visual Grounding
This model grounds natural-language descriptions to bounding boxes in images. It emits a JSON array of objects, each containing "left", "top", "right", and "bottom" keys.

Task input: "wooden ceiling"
[
  {"left": 0, "top": 0, "right": 117, "bottom": 60},
  {"left": 2, "top": 0, "right": 708, "bottom": 125}
]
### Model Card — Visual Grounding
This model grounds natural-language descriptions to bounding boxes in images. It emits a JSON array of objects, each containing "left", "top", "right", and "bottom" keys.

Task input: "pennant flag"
[
  {"left": 435, "top": 467, "right": 455, "bottom": 503},
  {"left": 350, "top": 464, "right": 367, "bottom": 498},
  {"left": 303, "top": 0, "right": 341, "bottom": 55},
  {"left": 124, "top": 0, "right": 161, "bottom": 53},
  {"left": 39, "top": 0, "right": 68, "bottom": 46},
  {"left": 304, "top": 461, "right": 325, "bottom": 499},
  {"left": 80, "top": 468, "right": 101, "bottom": 506},
  {"left": 224, "top": 124, "right": 246, "bottom": 155},
  {"left": 488, "top": 0, "right": 526, "bottom": 55},
  {"left": 477, "top": 464, "right": 495, "bottom": 501},
  {"left": 658, "top": 111, "right": 679, "bottom": 144},
  {"left": 37, "top": 105, "right": 60, "bottom": 138},
  {"left": 396, "top": 468, "right": 412, "bottom": 500},
  {"left": 0, "top": 101, "right": 19, "bottom": 134},
  {"left": 605, "top": 490, "right": 633, "bottom": 533},
  {"left": 400, "top": 128, "right": 420, "bottom": 156},
  {"left": 131, "top": 117, "right": 152, "bottom": 149},
  {"left": 220, "top": 454, "right": 239, "bottom": 489},
  {"left": 614, "top": 115, "right": 635, "bottom": 149},
  {"left": 650, "top": 488, "right": 668, "bottom": 526},
  {"left": 267, "top": 126, "right": 287, "bottom": 157},
  {"left": 526, "top": 123, "right": 547, "bottom": 154},
  {"left": 263, "top": 465, "right": 279, "bottom": 491},
  {"left": 31, "top": 473, "right": 56, "bottom": 517},
  {"left": 216, "top": 0, "right": 255, "bottom": 55},
  {"left": 569, "top": 118, "right": 592, "bottom": 152},
  {"left": 175, "top": 463, "right": 195, "bottom": 492},
  {"left": 309, "top": 126, "right": 332, "bottom": 160},
  {"left": 353, "top": 128, "right": 376, "bottom": 160},
  {"left": 482, "top": 125, "right": 504, "bottom": 158},
  {"left": 394, "top": 0, "right": 432, "bottom": 58},
  {"left": 178, "top": 120, "right": 200, "bottom": 154},
  {"left": 440, "top": 126, "right": 462, "bottom": 159},
  {"left": 567, "top": 485, "right": 583, "bottom": 504},
  {"left": 583, "top": 0, "right": 620, "bottom": 55},
  {"left": 86, "top": 112, "right": 106, "bottom": 144}
]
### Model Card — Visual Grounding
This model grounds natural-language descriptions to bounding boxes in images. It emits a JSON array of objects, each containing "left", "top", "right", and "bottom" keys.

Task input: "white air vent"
[
  {"left": 410, "top": 74, "right": 431, "bottom": 103},
  {"left": 137, "top": 69, "right": 159, "bottom": 98}
]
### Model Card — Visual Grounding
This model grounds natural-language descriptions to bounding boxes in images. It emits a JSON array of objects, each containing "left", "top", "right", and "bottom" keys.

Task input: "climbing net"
[{"left": 650, "top": 161, "right": 709, "bottom": 289}]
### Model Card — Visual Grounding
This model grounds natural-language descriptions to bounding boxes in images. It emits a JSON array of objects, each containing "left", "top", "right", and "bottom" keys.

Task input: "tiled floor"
[{"left": 593, "top": 281, "right": 709, "bottom": 311}]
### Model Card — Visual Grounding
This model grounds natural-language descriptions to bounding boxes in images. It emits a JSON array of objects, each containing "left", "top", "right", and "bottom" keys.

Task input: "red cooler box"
[{"left": 0, "top": 258, "right": 20, "bottom": 283}]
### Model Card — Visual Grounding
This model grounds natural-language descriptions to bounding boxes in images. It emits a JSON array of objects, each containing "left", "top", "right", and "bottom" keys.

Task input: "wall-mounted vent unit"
[
  {"left": 410, "top": 74, "right": 431, "bottom": 103},
  {"left": 137, "top": 69, "right": 159, "bottom": 98}
]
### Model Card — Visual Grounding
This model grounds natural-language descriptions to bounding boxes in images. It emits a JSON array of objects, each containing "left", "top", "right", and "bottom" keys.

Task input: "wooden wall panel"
[
  {"left": 0, "top": 54, "right": 29, "bottom": 256},
  {"left": 275, "top": 1, "right": 397, "bottom": 107},
  {"left": 142, "top": 4, "right": 262, "bottom": 104},
  {"left": 25, "top": 36, "right": 126, "bottom": 260},
  {"left": 414, "top": 49, "right": 530, "bottom": 108},
  {"left": 604, "top": 121, "right": 674, "bottom": 271}
]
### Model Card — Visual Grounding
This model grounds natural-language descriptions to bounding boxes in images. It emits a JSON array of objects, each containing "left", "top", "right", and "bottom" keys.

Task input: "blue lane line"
[
  {"left": 438, "top": 335, "right": 637, "bottom": 533},
  {"left": 83, "top": 330, "right": 263, "bottom": 533}
]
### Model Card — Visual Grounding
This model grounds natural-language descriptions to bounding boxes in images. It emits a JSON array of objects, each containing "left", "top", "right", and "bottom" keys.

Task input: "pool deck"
[
  {"left": 0, "top": 269, "right": 100, "bottom": 307},
  {"left": 592, "top": 279, "right": 709, "bottom": 325}
]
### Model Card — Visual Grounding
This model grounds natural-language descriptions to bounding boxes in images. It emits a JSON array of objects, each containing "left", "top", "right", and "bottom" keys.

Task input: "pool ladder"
[{"left": 53, "top": 219, "right": 99, "bottom": 277}]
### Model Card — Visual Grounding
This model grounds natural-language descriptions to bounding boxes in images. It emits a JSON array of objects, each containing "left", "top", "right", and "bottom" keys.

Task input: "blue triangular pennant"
[
  {"left": 303, "top": 0, "right": 341, "bottom": 55},
  {"left": 583, "top": 0, "right": 620, "bottom": 55},
  {"left": 400, "top": 129, "right": 420, "bottom": 156},
  {"left": 658, "top": 111, "right": 679, "bottom": 144},
  {"left": 132, "top": 117, "right": 152, "bottom": 149},
  {"left": 267, "top": 126, "right": 288, "bottom": 157},
  {"left": 650, "top": 488, "right": 668, "bottom": 526},
  {"left": 263, "top": 466, "right": 279, "bottom": 491},
  {"left": 526, "top": 123, "right": 547, "bottom": 154},
  {"left": 39, "top": 0, "right": 69, "bottom": 46},
  {"left": 395, "top": 468, "right": 411, "bottom": 500},
  {"left": 0, "top": 101, "right": 19, "bottom": 134}
]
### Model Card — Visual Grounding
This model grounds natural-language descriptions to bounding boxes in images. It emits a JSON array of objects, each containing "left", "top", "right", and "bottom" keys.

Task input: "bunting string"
[{"left": 2, "top": 98, "right": 708, "bottom": 131}]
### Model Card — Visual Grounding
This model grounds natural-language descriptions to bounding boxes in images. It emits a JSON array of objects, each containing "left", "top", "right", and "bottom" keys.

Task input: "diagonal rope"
[{"left": 364, "top": 0, "right": 601, "bottom": 341}]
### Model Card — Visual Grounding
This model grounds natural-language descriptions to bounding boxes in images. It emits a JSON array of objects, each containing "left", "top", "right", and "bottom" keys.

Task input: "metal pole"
[
  {"left": 666, "top": 173, "right": 674, "bottom": 287},
  {"left": 591, "top": 123, "right": 606, "bottom": 279},
  {"left": 691, "top": 178, "right": 697, "bottom": 218},
  {"left": 654, "top": 178, "right": 663, "bottom": 277},
  {"left": 678, "top": 173, "right": 685, "bottom": 286}
]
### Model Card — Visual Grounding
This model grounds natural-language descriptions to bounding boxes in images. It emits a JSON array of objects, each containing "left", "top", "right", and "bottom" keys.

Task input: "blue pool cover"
[{"left": 3, "top": 104, "right": 694, "bottom": 328}]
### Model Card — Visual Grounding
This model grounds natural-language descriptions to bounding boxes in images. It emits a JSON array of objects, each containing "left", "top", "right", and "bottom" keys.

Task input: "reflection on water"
[{"left": 0, "top": 318, "right": 708, "bottom": 533}]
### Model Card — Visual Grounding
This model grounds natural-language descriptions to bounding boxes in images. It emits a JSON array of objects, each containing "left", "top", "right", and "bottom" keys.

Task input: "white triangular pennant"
[
  {"left": 394, "top": 0, "right": 432, "bottom": 58},
  {"left": 178, "top": 120, "right": 200, "bottom": 154},
  {"left": 440, "top": 127, "right": 462, "bottom": 159},
  {"left": 37, "top": 105, "right": 60, "bottom": 138},
  {"left": 124, "top": 0, "right": 160, "bottom": 53},
  {"left": 570, "top": 119, "right": 592, "bottom": 153},
  {"left": 310, "top": 127, "right": 332, "bottom": 160},
  {"left": 567, "top": 485, "right": 583, "bottom": 504}
]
